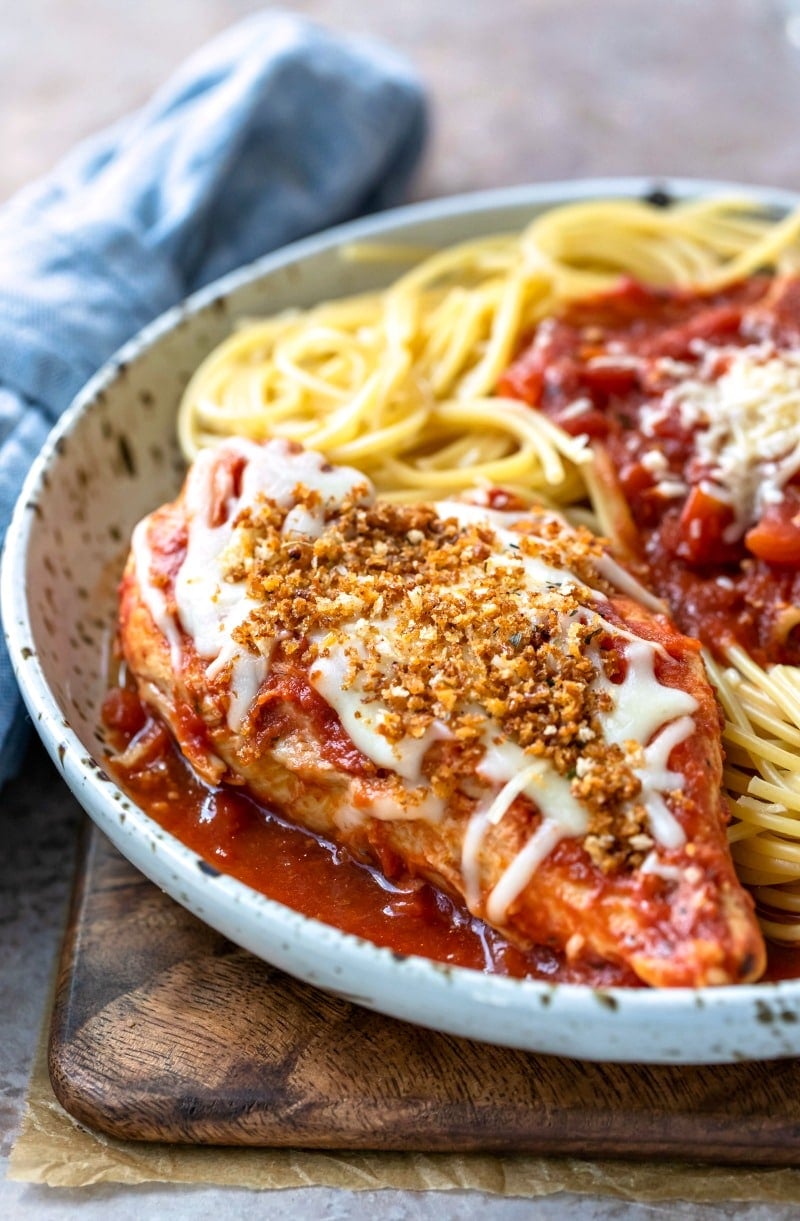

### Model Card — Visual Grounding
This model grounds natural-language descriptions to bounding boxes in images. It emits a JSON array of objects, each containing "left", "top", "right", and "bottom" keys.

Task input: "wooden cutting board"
[{"left": 49, "top": 822, "right": 800, "bottom": 1160}]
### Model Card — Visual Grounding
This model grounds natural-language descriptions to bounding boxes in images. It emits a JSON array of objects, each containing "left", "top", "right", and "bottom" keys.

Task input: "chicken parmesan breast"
[{"left": 117, "top": 437, "right": 765, "bottom": 987}]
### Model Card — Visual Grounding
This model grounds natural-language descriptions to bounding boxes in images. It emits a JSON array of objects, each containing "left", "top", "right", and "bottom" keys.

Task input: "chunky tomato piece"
[
  {"left": 618, "top": 461, "right": 655, "bottom": 501},
  {"left": 579, "top": 363, "right": 638, "bottom": 397},
  {"left": 555, "top": 407, "right": 610, "bottom": 439},
  {"left": 746, "top": 495, "right": 800, "bottom": 565},
  {"left": 641, "top": 305, "right": 745, "bottom": 360},
  {"left": 675, "top": 486, "right": 735, "bottom": 565}
]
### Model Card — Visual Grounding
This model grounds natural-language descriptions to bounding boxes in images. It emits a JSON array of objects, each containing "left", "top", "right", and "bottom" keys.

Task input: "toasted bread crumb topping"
[{"left": 227, "top": 488, "right": 653, "bottom": 872}]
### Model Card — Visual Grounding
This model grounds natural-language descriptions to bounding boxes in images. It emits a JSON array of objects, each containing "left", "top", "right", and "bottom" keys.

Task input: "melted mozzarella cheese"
[
  {"left": 591, "top": 640, "right": 697, "bottom": 850},
  {"left": 634, "top": 715, "right": 695, "bottom": 850},
  {"left": 309, "top": 646, "right": 451, "bottom": 783},
  {"left": 176, "top": 445, "right": 269, "bottom": 729},
  {"left": 130, "top": 519, "right": 183, "bottom": 667},
  {"left": 478, "top": 740, "right": 587, "bottom": 835},
  {"left": 485, "top": 819, "right": 564, "bottom": 927},
  {"left": 594, "top": 639, "right": 698, "bottom": 748},
  {"left": 469, "top": 740, "right": 589, "bottom": 921},
  {"left": 594, "top": 553, "right": 667, "bottom": 614},
  {"left": 470, "top": 661, "right": 697, "bottom": 921},
  {"left": 144, "top": 438, "right": 371, "bottom": 731}
]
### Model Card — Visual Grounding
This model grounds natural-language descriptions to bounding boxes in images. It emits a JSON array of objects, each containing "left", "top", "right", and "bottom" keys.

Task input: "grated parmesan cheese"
[{"left": 666, "top": 346, "right": 800, "bottom": 541}]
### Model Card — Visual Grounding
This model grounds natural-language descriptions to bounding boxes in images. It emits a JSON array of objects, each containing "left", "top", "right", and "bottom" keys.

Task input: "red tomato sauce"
[
  {"left": 101, "top": 688, "right": 639, "bottom": 987},
  {"left": 102, "top": 689, "right": 800, "bottom": 985},
  {"left": 499, "top": 275, "right": 800, "bottom": 665}
]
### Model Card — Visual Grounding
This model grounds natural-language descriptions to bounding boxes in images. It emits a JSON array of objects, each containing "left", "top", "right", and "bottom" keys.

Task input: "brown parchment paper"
[{"left": 8, "top": 1021, "right": 800, "bottom": 1204}]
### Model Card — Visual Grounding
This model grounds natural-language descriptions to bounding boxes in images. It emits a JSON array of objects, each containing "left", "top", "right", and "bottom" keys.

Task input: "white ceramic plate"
[{"left": 6, "top": 177, "right": 800, "bottom": 1064}]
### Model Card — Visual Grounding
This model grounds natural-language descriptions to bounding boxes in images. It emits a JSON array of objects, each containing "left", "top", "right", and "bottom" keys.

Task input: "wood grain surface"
[{"left": 49, "top": 824, "right": 800, "bottom": 1159}]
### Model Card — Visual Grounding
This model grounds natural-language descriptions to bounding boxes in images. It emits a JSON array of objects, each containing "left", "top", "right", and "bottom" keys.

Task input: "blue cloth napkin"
[{"left": 0, "top": 10, "right": 427, "bottom": 786}]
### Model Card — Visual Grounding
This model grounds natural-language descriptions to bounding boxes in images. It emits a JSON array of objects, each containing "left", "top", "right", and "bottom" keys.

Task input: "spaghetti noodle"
[
  {"left": 178, "top": 197, "right": 800, "bottom": 503},
  {"left": 176, "top": 193, "right": 800, "bottom": 946}
]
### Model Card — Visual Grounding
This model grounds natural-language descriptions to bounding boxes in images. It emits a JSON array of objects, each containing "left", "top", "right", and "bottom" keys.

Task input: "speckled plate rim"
[{"left": 5, "top": 176, "right": 800, "bottom": 1064}]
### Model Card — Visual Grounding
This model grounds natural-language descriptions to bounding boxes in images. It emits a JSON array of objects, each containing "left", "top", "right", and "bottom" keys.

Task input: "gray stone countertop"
[{"left": 5, "top": 1, "right": 800, "bottom": 1216}]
